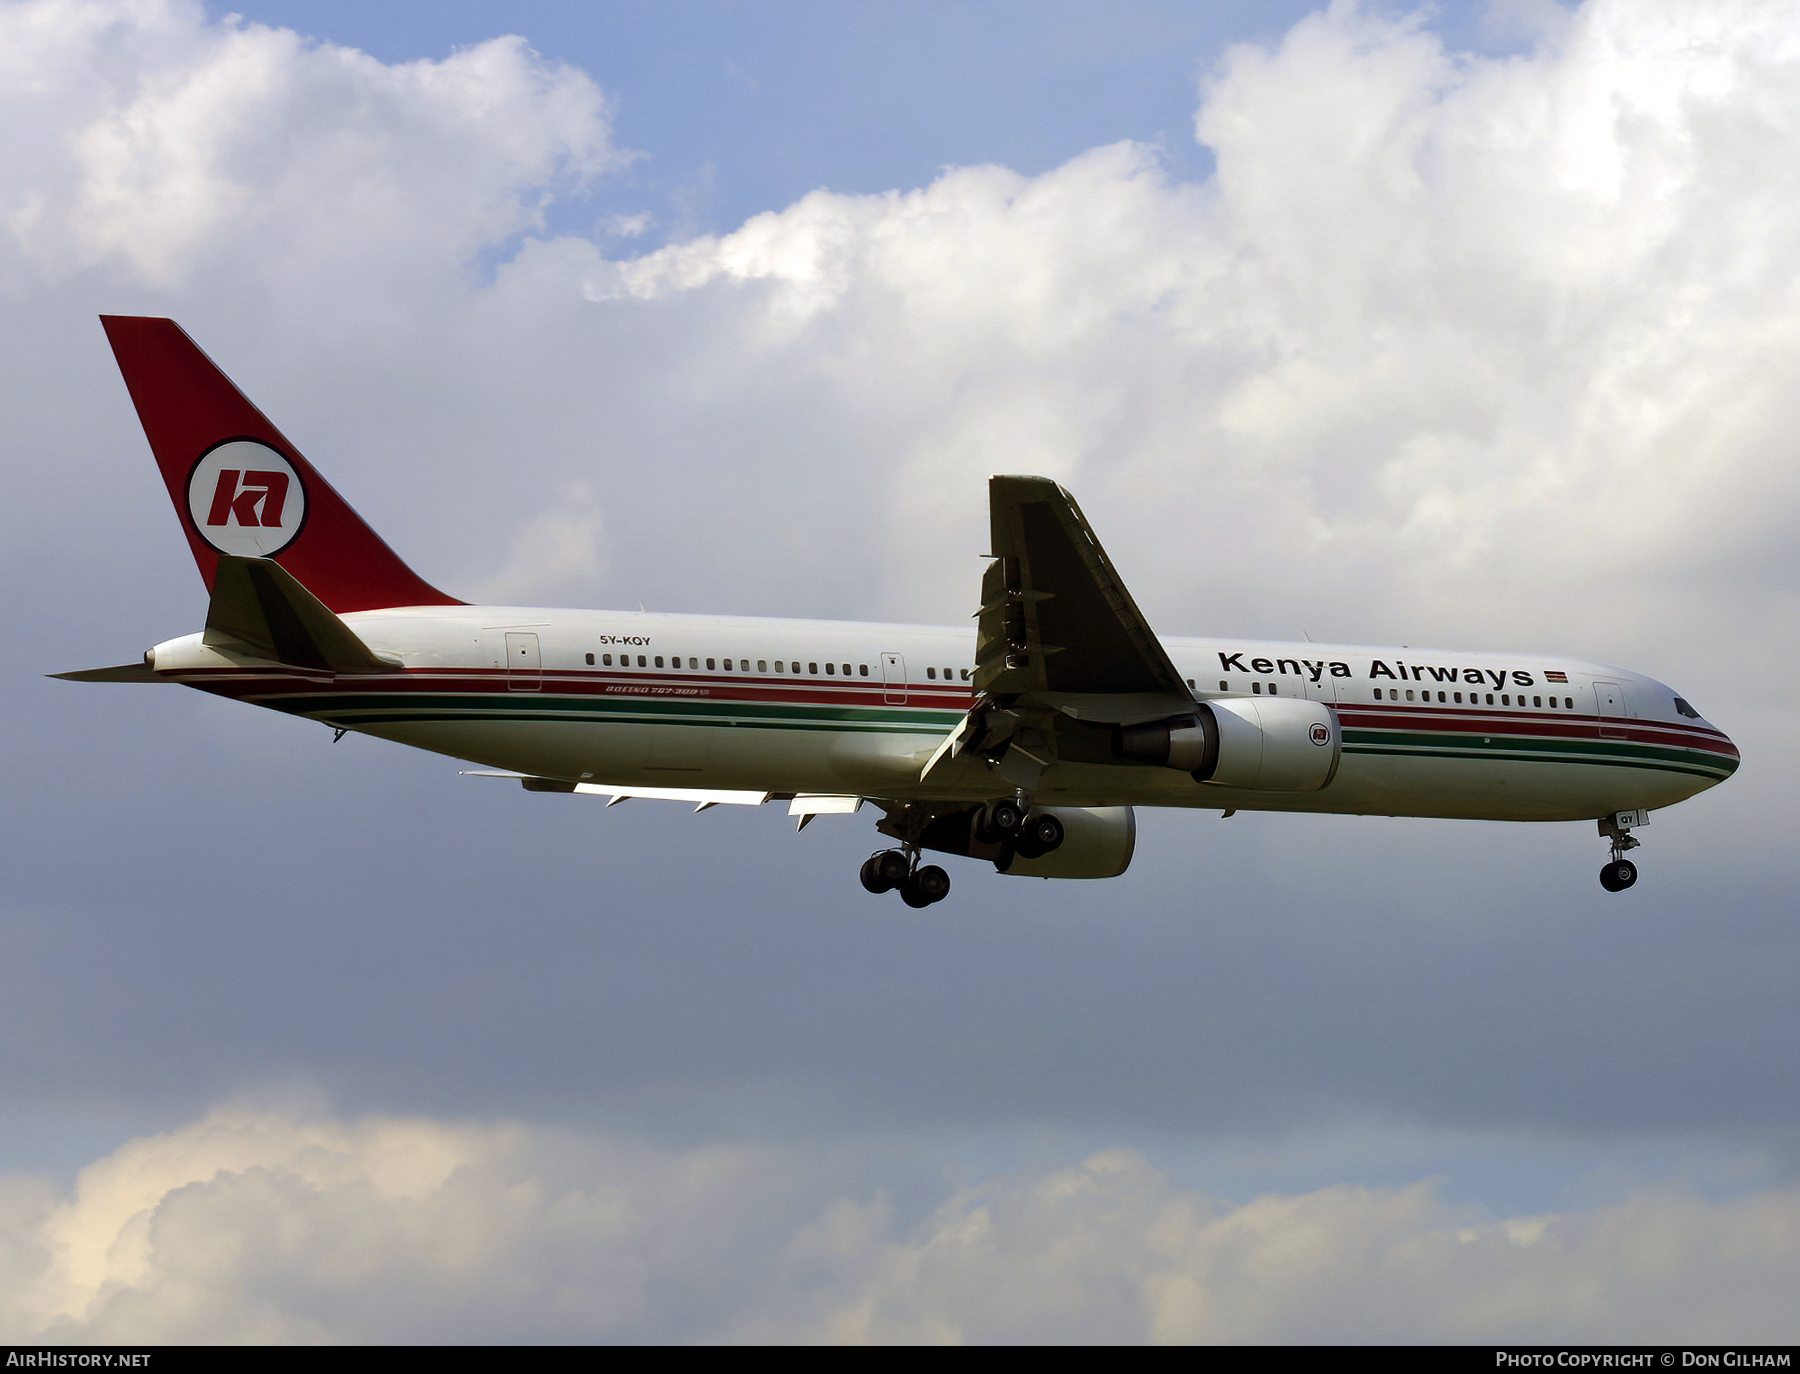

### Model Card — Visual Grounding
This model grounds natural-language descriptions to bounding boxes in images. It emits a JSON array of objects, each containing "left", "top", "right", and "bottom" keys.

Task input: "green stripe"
[
  {"left": 1343, "top": 727, "right": 1737, "bottom": 781},
  {"left": 262, "top": 691, "right": 957, "bottom": 736}
]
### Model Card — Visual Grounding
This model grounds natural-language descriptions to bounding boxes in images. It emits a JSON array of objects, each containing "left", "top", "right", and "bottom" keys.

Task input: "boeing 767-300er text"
[{"left": 58, "top": 317, "right": 1739, "bottom": 905}]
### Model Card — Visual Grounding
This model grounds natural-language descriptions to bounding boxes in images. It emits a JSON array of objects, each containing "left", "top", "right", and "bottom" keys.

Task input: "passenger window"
[
  {"left": 825, "top": 662, "right": 835, "bottom": 675},
  {"left": 791, "top": 662, "right": 800, "bottom": 673},
  {"left": 1219, "top": 680, "right": 1228, "bottom": 691},
  {"left": 655, "top": 656, "right": 664, "bottom": 668},
  {"left": 1453, "top": 691, "right": 1462, "bottom": 703},
  {"left": 1253, "top": 682, "right": 1261, "bottom": 694},
  {"left": 585, "top": 652, "right": 595, "bottom": 666},
  {"left": 1268, "top": 683, "right": 1277, "bottom": 695},
  {"left": 1502, "top": 694, "right": 1510, "bottom": 705},
  {"left": 1533, "top": 695, "right": 1542, "bottom": 707},
  {"left": 859, "top": 665, "right": 868, "bottom": 676},
  {"left": 809, "top": 663, "right": 819, "bottom": 675},
  {"left": 961, "top": 669, "right": 970, "bottom": 680},
  {"left": 926, "top": 667, "right": 936, "bottom": 679},
  {"left": 1437, "top": 692, "right": 1446, "bottom": 703},
  {"left": 1566, "top": 698, "right": 1573, "bottom": 709},
  {"left": 758, "top": 660, "right": 767, "bottom": 672},
  {"left": 637, "top": 655, "right": 647, "bottom": 668},
  {"left": 707, "top": 658, "right": 715, "bottom": 670},
  {"left": 1405, "top": 690, "right": 1415, "bottom": 701},
  {"left": 774, "top": 660, "right": 784, "bottom": 673},
  {"left": 1485, "top": 693, "right": 1493, "bottom": 704},
  {"left": 602, "top": 653, "right": 612, "bottom": 666},
  {"left": 1373, "top": 688, "right": 1382, "bottom": 700}
]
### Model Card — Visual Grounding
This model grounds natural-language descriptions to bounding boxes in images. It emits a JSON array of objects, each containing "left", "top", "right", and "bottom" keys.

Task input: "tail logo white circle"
[{"left": 187, "top": 441, "right": 306, "bottom": 557}]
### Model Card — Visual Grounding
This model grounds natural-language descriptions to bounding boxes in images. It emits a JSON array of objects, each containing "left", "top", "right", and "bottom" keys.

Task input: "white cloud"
[
  {"left": 11, "top": 0, "right": 1799, "bottom": 672},
  {"left": 550, "top": 0, "right": 1800, "bottom": 663},
  {"left": 473, "top": 479, "right": 608, "bottom": 604},
  {"left": 0, "top": 0, "right": 623, "bottom": 300},
  {"left": 1, "top": 1108, "right": 1796, "bottom": 1343}
]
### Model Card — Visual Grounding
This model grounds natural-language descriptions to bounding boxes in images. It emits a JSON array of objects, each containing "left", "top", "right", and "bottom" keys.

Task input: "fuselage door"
[
  {"left": 1594, "top": 679, "right": 1626, "bottom": 738},
  {"left": 506, "top": 632, "right": 541, "bottom": 692},
  {"left": 881, "top": 652, "right": 907, "bottom": 706}
]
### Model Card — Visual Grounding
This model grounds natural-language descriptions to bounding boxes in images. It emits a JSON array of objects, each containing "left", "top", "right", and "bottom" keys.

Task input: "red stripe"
[
  {"left": 1336, "top": 704, "right": 1737, "bottom": 757},
  {"left": 169, "top": 665, "right": 973, "bottom": 711}
]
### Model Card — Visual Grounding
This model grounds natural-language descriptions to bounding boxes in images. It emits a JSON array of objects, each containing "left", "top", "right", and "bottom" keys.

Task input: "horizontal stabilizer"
[
  {"left": 49, "top": 663, "right": 168, "bottom": 683},
  {"left": 206, "top": 555, "right": 395, "bottom": 674}
]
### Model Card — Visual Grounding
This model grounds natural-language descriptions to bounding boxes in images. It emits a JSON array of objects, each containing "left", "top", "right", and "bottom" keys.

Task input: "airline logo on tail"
[{"left": 187, "top": 440, "right": 306, "bottom": 557}]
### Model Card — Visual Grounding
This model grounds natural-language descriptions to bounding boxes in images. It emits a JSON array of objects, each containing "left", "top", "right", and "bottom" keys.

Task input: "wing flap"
[{"left": 459, "top": 770, "right": 773, "bottom": 811}]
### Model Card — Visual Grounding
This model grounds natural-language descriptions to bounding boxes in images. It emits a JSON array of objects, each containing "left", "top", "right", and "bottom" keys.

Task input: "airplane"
[{"left": 57, "top": 317, "right": 1739, "bottom": 906}]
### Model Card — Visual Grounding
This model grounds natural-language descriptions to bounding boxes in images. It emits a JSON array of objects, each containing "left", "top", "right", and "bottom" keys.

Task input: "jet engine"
[{"left": 1116, "top": 697, "right": 1341, "bottom": 792}]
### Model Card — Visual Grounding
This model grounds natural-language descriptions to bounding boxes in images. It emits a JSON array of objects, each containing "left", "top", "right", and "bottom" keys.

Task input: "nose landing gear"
[
  {"left": 860, "top": 848, "right": 951, "bottom": 907},
  {"left": 1597, "top": 810, "right": 1647, "bottom": 891}
]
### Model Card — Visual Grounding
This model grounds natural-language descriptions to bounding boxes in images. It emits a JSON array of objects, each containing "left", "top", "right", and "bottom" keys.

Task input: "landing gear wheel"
[
  {"left": 875, "top": 850, "right": 910, "bottom": 888},
  {"left": 900, "top": 865, "right": 950, "bottom": 908},
  {"left": 914, "top": 864, "right": 950, "bottom": 904},
  {"left": 977, "top": 799, "right": 1023, "bottom": 843},
  {"left": 1599, "top": 859, "right": 1638, "bottom": 892},
  {"left": 860, "top": 855, "right": 894, "bottom": 894},
  {"left": 1023, "top": 813, "right": 1064, "bottom": 853}
]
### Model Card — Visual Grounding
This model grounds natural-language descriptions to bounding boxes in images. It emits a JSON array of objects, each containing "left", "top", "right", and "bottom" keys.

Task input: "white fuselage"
[{"left": 149, "top": 605, "right": 1739, "bottom": 824}]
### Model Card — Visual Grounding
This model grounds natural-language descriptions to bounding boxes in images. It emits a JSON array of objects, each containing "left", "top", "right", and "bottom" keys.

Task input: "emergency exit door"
[
  {"left": 881, "top": 653, "right": 907, "bottom": 706},
  {"left": 505, "top": 632, "right": 541, "bottom": 691}
]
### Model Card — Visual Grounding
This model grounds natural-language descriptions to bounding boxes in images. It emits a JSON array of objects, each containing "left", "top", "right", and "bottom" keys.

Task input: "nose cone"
[
  {"left": 1714, "top": 727, "right": 1741, "bottom": 777},
  {"left": 1688, "top": 715, "right": 1740, "bottom": 791}
]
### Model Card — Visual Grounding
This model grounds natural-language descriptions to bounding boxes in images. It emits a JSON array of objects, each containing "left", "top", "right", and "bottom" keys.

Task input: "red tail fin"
[{"left": 100, "top": 316, "right": 460, "bottom": 613}]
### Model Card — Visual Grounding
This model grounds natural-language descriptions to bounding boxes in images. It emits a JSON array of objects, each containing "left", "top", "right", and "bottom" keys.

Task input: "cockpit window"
[{"left": 1673, "top": 697, "right": 1702, "bottom": 720}]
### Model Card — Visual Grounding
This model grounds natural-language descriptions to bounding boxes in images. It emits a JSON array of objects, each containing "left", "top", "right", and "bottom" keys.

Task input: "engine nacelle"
[
  {"left": 998, "top": 806, "right": 1136, "bottom": 879},
  {"left": 1203, "top": 697, "right": 1340, "bottom": 791},
  {"left": 1116, "top": 698, "right": 1341, "bottom": 792}
]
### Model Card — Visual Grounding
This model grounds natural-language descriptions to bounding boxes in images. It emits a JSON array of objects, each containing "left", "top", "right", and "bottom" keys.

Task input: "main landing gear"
[
  {"left": 860, "top": 849, "right": 952, "bottom": 907},
  {"left": 973, "top": 798, "right": 1064, "bottom": 859},
  {"left": 858, "top": 798, "right": 1071, "bottom": 905},
  {"left": 1598, "top": 809, "right": 1647, "bottom": 892}
]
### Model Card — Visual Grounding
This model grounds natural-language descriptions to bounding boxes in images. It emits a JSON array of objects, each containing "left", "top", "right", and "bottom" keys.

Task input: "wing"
[
  {"left": 930, "top": 475, "right": 1196, "bottom": 790},
  {"left": 977, "top": 475, "right": 1188, "bottom": 703}
]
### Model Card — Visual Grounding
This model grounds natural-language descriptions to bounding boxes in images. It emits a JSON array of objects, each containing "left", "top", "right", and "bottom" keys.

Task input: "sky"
[{"left": 2, "top": 0, "right": 1799, "bottom": 1344}]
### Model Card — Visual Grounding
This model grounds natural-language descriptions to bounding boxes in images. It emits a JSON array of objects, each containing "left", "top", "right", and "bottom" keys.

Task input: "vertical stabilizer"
[{"left": 99, "top": 316, "right": 460, "bottom": 613}]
